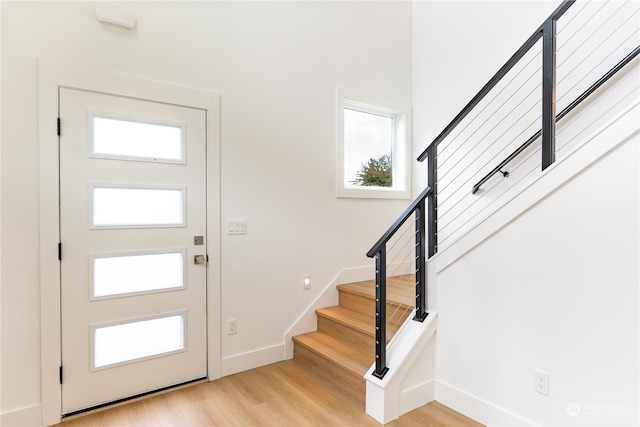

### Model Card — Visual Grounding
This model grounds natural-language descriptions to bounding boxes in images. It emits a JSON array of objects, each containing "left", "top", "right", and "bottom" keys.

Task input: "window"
[{"left": 337, "top": 87, "right": 410, "bottom": 199}]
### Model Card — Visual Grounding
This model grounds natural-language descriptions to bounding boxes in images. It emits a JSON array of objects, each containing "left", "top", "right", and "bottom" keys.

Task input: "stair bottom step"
[
  {"left": 293, "top": 332, "right": 370, "bottom": 374},
  {"left": 293, "top": 344, "right": 366, "bottom": 406},
  {"left": 293, "top": 332, "right": 373, "bottom": 404}
]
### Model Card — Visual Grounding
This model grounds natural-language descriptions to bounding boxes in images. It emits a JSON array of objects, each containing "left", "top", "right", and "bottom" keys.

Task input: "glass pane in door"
[
  {"left": 92, "top": 313, "right": 185, "bottom": 370},
  {"left": 91, "top": 185, "right": 185, "bottom": 228},
  {"left": 91, "top": 250, "right": 186, "bottom": 299},
  {"left": 91, "top": 115, "right": 184, "bottom": 163}
]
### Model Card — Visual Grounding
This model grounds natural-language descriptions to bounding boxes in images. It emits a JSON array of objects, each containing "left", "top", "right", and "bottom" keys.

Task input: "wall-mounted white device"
[{"left": 95, "top": 2, "right": 136, "bottom": 30}]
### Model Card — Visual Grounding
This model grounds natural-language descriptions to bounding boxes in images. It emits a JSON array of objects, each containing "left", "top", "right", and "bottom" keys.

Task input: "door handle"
[{"left": 194, "top": 255, "right": 206, "bottom": 265}]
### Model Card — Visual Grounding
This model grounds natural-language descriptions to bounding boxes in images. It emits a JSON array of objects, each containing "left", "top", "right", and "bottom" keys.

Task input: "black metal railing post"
[
  {"left": 426, "top": 144, "right": 437, "bottom": 257},
  {"left": 372, "top": 249, "right": 389, "bottom": 379},
  {"left": 414, "top": 199, "right": 428, "bottom": 322},
  {"left": 541, "top": 17, "right": 557, "bottom": 170}
]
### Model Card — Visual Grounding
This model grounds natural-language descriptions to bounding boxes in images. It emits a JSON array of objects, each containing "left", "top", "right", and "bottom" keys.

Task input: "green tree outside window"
[{"left": 351, "top": 154, "right": 392, "bottom": 187}]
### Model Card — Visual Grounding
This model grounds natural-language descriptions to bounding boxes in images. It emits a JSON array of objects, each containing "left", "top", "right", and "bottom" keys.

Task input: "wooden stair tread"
[
  {"left": 292, "top": 332, "right": 371, "bottom": 377},
  {"left": 337, "top": 275, "right": 416, "bottom": 307},
  {"left": 292, "top": 275, "right": 420, "bottom": 402},
  {"left": 316, "top": 306, "right": 374, "bottom": 337}
]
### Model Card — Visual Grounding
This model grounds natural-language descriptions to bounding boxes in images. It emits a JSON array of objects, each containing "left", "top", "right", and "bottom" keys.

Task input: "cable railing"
[
  {"left": 418, "top": 0, "right": 639, "bottom": 253},
  {"left": 472, "top": 45, "right": 639, "bottom": 195},
  {"left": 381, "top": 213, "right": 422, "bottom": 340},
  {"left": 367, "top": 0, "right": 639, "bottom": 380},
  {"left": 366, "top": 186, "right": 430, "bottom": 379}
]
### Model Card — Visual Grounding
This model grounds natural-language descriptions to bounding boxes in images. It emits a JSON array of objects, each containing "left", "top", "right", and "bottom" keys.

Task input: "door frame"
[{"left": 38, "top": 58, "right": 221, "bottom": 426}]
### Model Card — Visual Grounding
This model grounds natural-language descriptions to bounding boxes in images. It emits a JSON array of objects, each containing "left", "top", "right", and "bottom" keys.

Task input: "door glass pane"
[
  {"left": 91, "top": 186, "right": 185, "bottom": 228},
  {"left": 91, "top": 115, "right": 184, "bottom": 163},
  {"left": 92, "top": 314, "right": 185, "bottom": 370},
  {"left": 92, "top": 251, "right": 185, "bottom": 299}
]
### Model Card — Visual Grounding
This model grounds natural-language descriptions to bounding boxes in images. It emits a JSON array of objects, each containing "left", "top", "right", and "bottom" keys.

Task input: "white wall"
[
  {"left": 434, "top": 131, "right": 639, "bottom": 425},
  {"left": 0, "top": 2, "right": 3, "bottom": 420},
  {"left": 1, "top": 1, "right": 413, "bottom": 422}
]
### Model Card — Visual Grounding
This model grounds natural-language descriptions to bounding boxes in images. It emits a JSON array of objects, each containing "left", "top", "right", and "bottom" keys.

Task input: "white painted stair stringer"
[{"left": 364, "top": 311, "right": 438, "bottom": 424}]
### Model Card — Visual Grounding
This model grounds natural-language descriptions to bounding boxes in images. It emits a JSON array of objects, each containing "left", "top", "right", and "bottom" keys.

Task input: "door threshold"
[{"left": 61, "top": 377, "right": 208, "bottom": 420}]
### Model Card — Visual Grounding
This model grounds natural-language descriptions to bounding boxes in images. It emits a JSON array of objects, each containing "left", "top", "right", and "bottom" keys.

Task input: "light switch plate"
[{"left": 227, "top": 219, "right": 247, "bottom": 235}]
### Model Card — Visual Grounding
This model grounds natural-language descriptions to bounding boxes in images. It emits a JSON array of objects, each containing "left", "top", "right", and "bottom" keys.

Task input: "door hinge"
[
  {"left": 58, "top": 243, "right": 62, "bottom": 261},
  {"left": 59, "top": 365, "right": 63, "bottom": 384},
  {"left": 57, "top": 118, "right": 61, "bottom": 136},
  {"left": 206, "top": 254, "right": 209, "bottom": 263}
]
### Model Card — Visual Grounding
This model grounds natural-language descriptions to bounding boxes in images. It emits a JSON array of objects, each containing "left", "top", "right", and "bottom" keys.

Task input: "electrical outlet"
[
  {"left": 228, "top": 319, "right": 237, "bottom": 335},
  {"left": 534, "top": 370, "right": 549, "bottom": 396}
]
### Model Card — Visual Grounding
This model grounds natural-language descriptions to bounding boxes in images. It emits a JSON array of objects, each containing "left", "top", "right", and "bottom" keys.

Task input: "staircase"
[{"left": 292, "top": 276, "right": 415, "bottom": 405}]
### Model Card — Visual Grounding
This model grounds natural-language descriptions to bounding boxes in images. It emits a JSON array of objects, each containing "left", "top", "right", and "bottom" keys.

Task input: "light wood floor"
[{"left": 56, "top": 360, "right": 483, "bottom": 427}]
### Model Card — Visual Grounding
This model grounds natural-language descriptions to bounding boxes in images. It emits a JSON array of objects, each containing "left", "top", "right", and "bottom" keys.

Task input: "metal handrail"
[
  {"left": 472, "top": 45, "right": 640, "bottom": 194},
  {"left": 366, "top": 186, "right": 432, "bottom": 257}
]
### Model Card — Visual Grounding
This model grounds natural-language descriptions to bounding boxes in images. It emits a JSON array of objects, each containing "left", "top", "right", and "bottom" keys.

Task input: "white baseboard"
[
  {"left": 1, "top": 404, "right": 42, "bottom": 427},
  {"left": 435, "top": 381, "right": 535, "bottom": 426},
  {"left": 400, "top": 380, "right": 435, "bottom": 415},
  {"left": 220, "top": 344, "right": 284, "bottom": 377}
]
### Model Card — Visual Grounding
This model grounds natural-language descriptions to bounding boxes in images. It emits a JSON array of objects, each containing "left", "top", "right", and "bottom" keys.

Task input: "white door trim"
[{"left": 38, "top": 58, "right": 221, "bottom": 426}]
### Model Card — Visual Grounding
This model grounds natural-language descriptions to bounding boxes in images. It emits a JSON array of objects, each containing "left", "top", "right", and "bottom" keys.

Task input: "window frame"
[{"left": 336, "top": 87, "right": 411, "bottom": 199}]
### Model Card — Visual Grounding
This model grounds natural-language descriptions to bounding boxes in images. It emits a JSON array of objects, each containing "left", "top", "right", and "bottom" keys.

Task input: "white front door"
[{"left": 59, "top": 87, "right": 208, "bottom": 415}]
